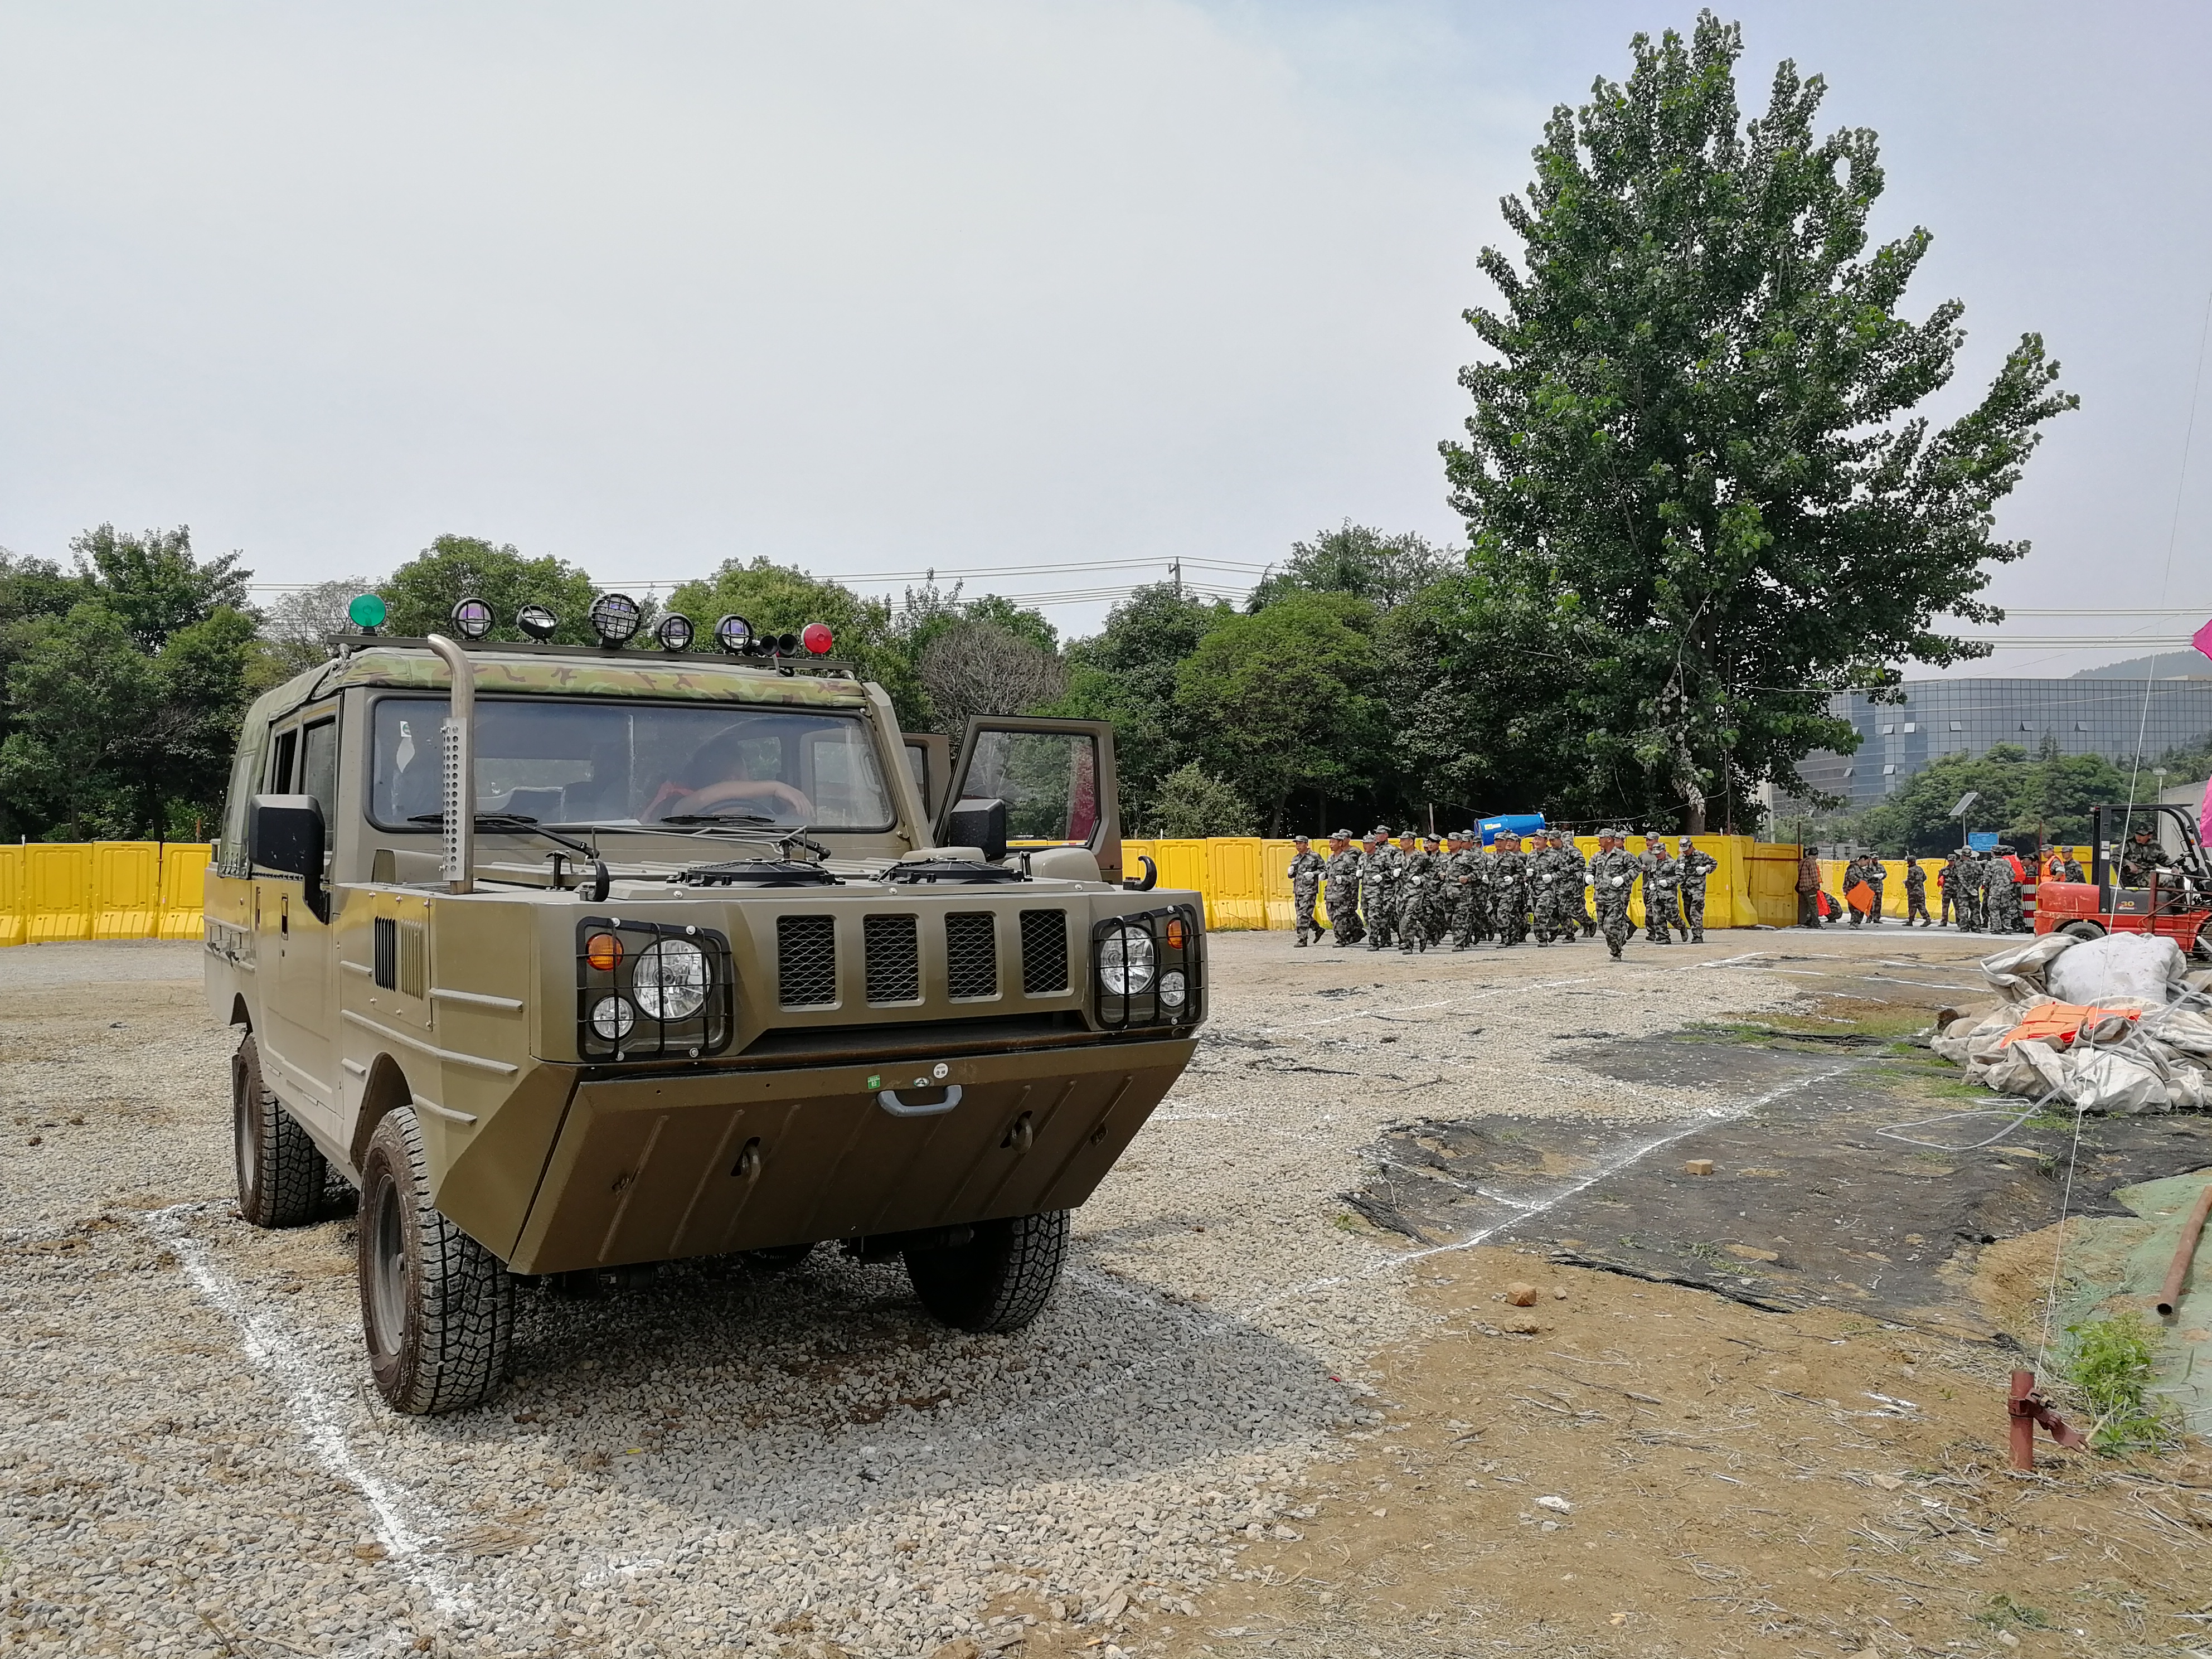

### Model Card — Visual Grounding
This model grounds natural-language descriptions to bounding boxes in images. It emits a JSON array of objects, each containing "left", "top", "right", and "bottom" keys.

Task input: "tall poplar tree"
[{"left": 1435, "top": 12, "right": 2075, "bottom": 830}]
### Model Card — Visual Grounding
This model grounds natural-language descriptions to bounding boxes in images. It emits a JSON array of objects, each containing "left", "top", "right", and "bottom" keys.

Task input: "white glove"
[{"left": 1612, "top": 876, "right": 1626, "bottom": 887}]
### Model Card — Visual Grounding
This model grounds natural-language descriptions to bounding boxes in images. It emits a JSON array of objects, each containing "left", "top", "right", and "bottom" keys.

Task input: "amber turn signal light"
[
  {"left": 585, "top": 933, "right": 623, "bottom": 972},
  {"left": 1164, "top": 919, "right": 1185, "bottom": 949}
]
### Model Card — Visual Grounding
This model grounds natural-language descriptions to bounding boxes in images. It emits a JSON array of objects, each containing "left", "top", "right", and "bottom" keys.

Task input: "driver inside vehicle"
[{"left": 644, "top": 725, "right": 814, "bottom": 823}]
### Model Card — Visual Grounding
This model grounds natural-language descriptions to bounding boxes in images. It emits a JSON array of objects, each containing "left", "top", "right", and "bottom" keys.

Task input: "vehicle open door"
[
  {"left": 939, "top": 717, "right": 1124, "bottom": 886},
  {"left": 901, "top": 731, "right": 950, "bottom": 821}
]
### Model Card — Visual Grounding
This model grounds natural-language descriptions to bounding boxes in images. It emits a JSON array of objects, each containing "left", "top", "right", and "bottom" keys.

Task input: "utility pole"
[{"left": 1170, "top": 559, "right": 1182, "bottom": 598}]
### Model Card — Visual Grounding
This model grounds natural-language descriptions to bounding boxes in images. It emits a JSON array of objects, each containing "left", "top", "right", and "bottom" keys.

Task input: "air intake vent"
[
  {"left": 863, "top": 914, "right": 920, "bottom": 1003},
  {"left": 1018, "top": 909, "right": 1069, "bottom": 995},
  {"left": 777, "top": 915, "right": 837, "bottom": 1007},
  {"left": 944, "top": 913, "right": 998, "bottom": 1000},
  {"left": 372, "top": 916, "right": 426, "bottom": 997}
]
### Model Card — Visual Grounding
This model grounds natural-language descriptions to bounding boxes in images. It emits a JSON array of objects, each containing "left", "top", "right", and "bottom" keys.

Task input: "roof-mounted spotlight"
[
  {"left": 516, "top": 603, "right": 559, "bottom": 642},
  {"left": 800, "top": 622, "right": 833, "bottom": 656},
  {"left": 347, "top": 593, "right": 387, "bottom": 633},
  {"left": 713, "top": 614, "right": 753, "bottom": 654},
  {"left": 450, "top": 596, "right": 495, "bottom": 640},
  {"left": 588, "top": 591, "right": 641, "bottom": 647},
  {"left": 655, "top": 612, "right": 695, "bottom": 652}
]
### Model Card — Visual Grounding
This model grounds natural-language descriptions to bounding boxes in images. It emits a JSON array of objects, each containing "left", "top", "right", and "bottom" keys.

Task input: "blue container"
[{"left": 1477, "top": 813, "right": 1546, "bottom": 847}]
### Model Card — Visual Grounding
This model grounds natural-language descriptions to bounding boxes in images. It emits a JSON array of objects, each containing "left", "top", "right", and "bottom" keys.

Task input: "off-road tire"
[
  {"left": 904, "top": 1211, "right": 1069, "bottom": 1333},
  {"left": 232, "top": 1035, "right": 325, "bottom": 1228},
  {"left": 358, "top": 1108, "right": 513, "bottom": 1414}
]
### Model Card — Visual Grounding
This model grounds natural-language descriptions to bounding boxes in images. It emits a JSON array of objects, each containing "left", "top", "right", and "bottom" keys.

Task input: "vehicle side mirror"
[
  {"left": 250, "top": 794, "right": 328, "bottom": 921},
  {"left": 946, "top": 797, "right": 1008, "bottom": 863}
]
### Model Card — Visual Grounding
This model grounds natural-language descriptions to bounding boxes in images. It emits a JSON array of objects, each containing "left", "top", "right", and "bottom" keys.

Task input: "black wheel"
[
  {"left": 2059, "top": 920, "right": 2106, "bottom": 943},
  {"left": 232, "top": 1035, "right": 325, "bottom": 1228},
  {"left": 358, "top": 1108, "right": 513, "bottom": 1415},
  {"left": 741, "top": 1243, "right": 816, "bottom": 1273},
  {"left": 904, "top": 1211, "right": 1069, "bottom": 1333}
]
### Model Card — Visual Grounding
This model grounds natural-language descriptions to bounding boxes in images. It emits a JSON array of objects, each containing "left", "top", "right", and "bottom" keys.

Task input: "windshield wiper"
[
  {"left": 656, "top": 811, "right": 784, "bottom": 827},
  {"left": 409, "top": 812, "right": 595, "bottom": 856}
]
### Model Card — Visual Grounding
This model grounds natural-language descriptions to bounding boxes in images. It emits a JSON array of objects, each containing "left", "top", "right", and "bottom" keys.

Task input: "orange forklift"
[{"left": 2034, "top": 802, "right": 2212, "bottom": 959}]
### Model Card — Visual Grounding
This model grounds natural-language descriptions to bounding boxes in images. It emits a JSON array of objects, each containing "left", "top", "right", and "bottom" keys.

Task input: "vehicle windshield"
[{"left": 370, "top": 697, "right": 895, "bottom": 832}]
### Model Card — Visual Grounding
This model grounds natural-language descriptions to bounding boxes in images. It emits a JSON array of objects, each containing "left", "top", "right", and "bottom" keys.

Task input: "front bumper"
[{"left": 496, "top": 1035, "right": 1196, "bottom": 1274}]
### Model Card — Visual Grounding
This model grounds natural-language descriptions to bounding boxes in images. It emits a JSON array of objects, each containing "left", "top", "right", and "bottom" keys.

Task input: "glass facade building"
[{"left": 1795, "top": 676, "right": 2212, "bottom": 809}]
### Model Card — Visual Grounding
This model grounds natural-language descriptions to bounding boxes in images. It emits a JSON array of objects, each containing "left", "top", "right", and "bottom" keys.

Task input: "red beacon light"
[{"left": 800, "top": 622, "right": 834, "bottom": 656}]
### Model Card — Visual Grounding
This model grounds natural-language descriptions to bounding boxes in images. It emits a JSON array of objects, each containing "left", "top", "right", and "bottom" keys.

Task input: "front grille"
[
  {"left": 777, "top": 915, "right": 837, "bottom": 1006},
  {"left": 863, "top": 914, "right": 920, "bottom": 1003},
  {"left": 1018, "top": 909, "right": 1069, "bottom": 995},
  {"left": 372, "top": 916, "right": 426, "bottom": 997},
  {"left": 944, "top": 913, "right": 998, "bottom": 1000}
]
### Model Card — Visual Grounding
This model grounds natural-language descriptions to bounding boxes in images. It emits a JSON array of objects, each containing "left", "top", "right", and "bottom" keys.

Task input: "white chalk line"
[{"left": 143, "top": 1204, "right": 477, "bottom": 1624}]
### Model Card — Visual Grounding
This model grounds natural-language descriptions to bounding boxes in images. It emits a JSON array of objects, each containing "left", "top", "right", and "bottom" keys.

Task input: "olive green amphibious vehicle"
[{"left": 205, "top": 600, "right": 1204, "bottom": 1413}]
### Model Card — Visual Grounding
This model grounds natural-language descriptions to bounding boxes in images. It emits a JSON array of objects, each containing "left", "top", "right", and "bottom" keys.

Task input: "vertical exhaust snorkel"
[{"left": 426, "top": 633, "right": 476, "bottom": 895}]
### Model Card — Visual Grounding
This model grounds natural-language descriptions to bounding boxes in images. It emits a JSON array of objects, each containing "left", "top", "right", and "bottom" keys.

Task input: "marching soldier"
[
  {"left": 1590, "top": 828, "right": 1639, "bottom": 960},
  {"left": 1490, "top": 832, "right": 1531, "bottom": 947},
  {"left": 1323, "top": 830, "right": 1364, "bottom": 948},
  {"left": 1675, "top": 836, "right": 1718, "bottom": 943},
  {"left": 1287, "top": 834, "right": 1325, "bottom": 947},
  {"left": 1397, "top": 834, "right": 1438, "bottom": 953},
  {"left": 1529, "top": 831, "right": 1564, "bottom": 944},
  {"left": 1637, "top": 833, "right": 1678, "bottom": 945},
  {"left": 1447, "top": 831, "right": 1488, "bottom": 949},
  {"left": 1362, "top": 826, "right": 1404, "bottom": 950},
  {"left": 1903, "top": 855, "right": 1931, "bottom": 926},
  {"left": 1561, "top": 831, "right": 1595, "bottom": 938}
]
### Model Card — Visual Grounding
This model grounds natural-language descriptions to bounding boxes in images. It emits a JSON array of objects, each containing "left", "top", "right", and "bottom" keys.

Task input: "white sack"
[
  {"left": 1979, "top": 934, "right": 2076, "bottom": 1001},
  {"left": 2062, "top": 1049, "right": 2171, "bottom": 1114},
  {"left": 2046, "top": 933, "right": 2189, "bottom": 1007}
]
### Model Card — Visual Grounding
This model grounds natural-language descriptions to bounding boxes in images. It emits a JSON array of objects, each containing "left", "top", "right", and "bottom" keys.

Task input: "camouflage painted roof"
[{"left": 273, "top": 646, "right": 871, "bottom": 716}]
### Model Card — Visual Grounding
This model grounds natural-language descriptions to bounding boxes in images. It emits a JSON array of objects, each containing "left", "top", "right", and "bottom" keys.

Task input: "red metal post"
[{"left": 2009, "top": 1370, "right": 2038, "bottom": 1471}]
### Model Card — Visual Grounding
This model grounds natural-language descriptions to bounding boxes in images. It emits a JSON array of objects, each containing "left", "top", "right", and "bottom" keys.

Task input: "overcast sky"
[{"left": 3, "top": 1, "right": 2210, "bottom": 671}]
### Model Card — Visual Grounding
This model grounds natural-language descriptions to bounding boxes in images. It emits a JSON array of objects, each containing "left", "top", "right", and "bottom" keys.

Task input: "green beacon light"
[{"left": 347, "top": 593, "right": 387, "bottom": 632}]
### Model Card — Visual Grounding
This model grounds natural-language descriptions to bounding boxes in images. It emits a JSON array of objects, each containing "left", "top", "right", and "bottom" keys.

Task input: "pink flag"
[
  {"left": 2203, "top": 773, "right": 2211, "bottom": 850},
  {"left": 2196, "top": 613, "right": 2212, "bottom": 667}
]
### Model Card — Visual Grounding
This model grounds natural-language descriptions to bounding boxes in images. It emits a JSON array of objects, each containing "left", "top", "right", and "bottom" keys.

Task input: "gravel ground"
[{"left": 0, "top": 927, "right": 1959, "bottom": 1659}]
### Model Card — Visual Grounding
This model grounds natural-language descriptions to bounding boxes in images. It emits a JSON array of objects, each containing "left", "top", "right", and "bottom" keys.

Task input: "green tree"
[
  {"left": 666, "top": 557, "right": 924, "bottom": 726},
  {"left": 0, "top": 602, "right": 162, "bottom": 838},
  {"left": 1148, "top": 762, "right": 1255, "bottom": 838},
  {"left": 261, "top": 576, "right": 380, "bottom": 678},
  {"left": 380, "top": 535, "right": 599, "bottom": 645},
  {"left": 1248, "top": 522, "right": 1455, "bottom": 613},
  {"left": 1439, "top": 13, "right": 2075, "bottom": 831},
  {"left": 1849, "top": 742, "right": 2149, "bottom": 855},
  {"left": 1172, "top": 591, "right": 1385, "bottom": 836},
  {"left": 70, "top": 524, "right": 251, "bottom": 649}
]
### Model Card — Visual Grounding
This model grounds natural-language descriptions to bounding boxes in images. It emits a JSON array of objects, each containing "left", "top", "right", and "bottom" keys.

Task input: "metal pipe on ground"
[{"left": 2154, "top": 1178, "right": 2212, "bottom": 1318}]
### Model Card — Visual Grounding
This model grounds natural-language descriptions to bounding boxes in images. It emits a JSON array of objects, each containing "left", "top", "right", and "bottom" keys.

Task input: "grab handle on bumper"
[{"left": 877, "top": 1084, "right": 962, "bottom": 1118}]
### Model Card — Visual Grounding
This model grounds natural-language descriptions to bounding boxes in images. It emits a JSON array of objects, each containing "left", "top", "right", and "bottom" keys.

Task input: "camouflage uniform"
[
  {"left": 1447, "top": 838, "right": 1487, "bottom": 948},
  {"left": 2120, "top": 834, "right": 2174, "bottom": 888},
  {"left": 1675, "top": 838, "right": 1719, "bottom": 942},
  {"left": 1322, "top": 834, "right": 1365, "bottom": 948},
  {"left": 1287, "top": 840, "right": 1325, "bottom": 946},
  {"left": 1397, "top": 839, "right": 1442, "bottom": 952},
  {"left": 2053, "top": 852, "right": 2087, "bottom": 885},
  {"left": 1529, "top": 834, "right": 1566, "bottom": 944},
  {"left": 1961, "top": 853, "right": 1989, "bottom": 932},
  {"left": 1488, "top": 837, "right": 1531, "bottom": 946},
  {"left": 1362, "top": 830, "right": 1404, "bottom": 950},
  {"left": 1845, "top": 854, "right": 1880, "bottom": 928},
  {"left": 1559, "top": 834, "right": 1595, "bottom": 938},
  {"left": 1903, "top": 858, "right": 1930, "bottom": 926},
  {"left": 1636, "top": 839, "right": 1679, "bottom": 944},
  {"left": 1985, "top": 851, "right": 2025, "bottom": 933},
  {"left": 1589, "top": 832, "right": 1638, "bottom": 959},
  {"left": 1938, "top": 857, "right": 1961, "bottom": 928}
]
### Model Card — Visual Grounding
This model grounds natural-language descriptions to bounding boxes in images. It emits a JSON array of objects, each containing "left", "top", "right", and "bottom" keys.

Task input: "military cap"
[
  {"left": 1332, "top": 828, "right": 1355, "bottom": 841},
  {"left": 1372, "top": 823, "right": 1393, "bottom": 837},
  {"left": 1292, "top": 833, "right": 1310, "bottom": 843}
]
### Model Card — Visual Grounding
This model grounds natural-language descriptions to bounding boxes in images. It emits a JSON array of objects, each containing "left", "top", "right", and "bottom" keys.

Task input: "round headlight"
[
  {"left": 1158, "top": 969, "right": 1187, "bottom": 1011},
  {"left": 516, "top": 603, "right": 559, "bottom": 641},
  {"left": 449, "top": 596, "right": 495, "bottom": 640},
  {"left": 656, "top": 612, "right": 695, "bottom": 652},
  {"left": 714, "top": 613, "right": 754, "bottom": 654},
  {"left": 634, "top": 938, "right": 710, "bottom": 1020},
  {"left": 588, "top": 591, "right": 642, "bottom": 645},
  {"left": 1098, "top": 929, "right": 1156, "bottom": 995},
  {"left": 589, "top": 995, "right": 636, "bottom": 1041}
]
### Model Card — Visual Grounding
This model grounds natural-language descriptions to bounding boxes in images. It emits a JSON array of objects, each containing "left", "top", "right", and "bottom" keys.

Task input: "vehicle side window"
[
  {"left": 268, "top": 727, "right": 299, "bottom": 794},
  {"left": 962, "top": 730, "right": 1100, "bottom": 843},
  {"left": 299, "top": 718, "right": 338, "bottom": 848}
]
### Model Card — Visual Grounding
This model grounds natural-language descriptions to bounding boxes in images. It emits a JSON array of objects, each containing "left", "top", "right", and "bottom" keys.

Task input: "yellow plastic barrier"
[
  {"left": 158, "top": 844, "right": 214, "bottom": 939},
  {"left": 0, "top": 846, "right": 19, "bottom": 948},
  {"left": 92, "top": 841, "right": 162, "bottom": 939},
  {"left": 22, "top": 843, "right": 94, "bottom": 942}
]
